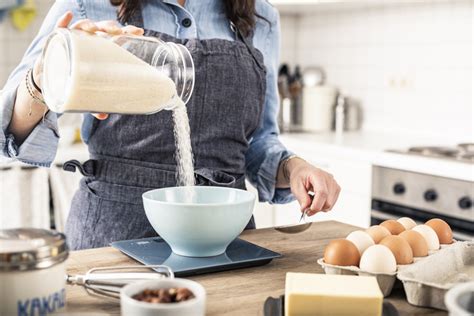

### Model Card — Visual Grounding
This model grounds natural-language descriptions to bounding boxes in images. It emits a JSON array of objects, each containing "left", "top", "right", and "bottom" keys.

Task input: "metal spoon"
[
  {"left": 274, "top": 211, "right": 312, "bottom": 234},
  {"left": 274, "top": 193, "right": 314, "bottom": 234}
]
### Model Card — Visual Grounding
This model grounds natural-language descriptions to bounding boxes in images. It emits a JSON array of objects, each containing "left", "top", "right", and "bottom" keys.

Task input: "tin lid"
[{"left": 0, "top": 228, "right": 68, "bottom": 271}]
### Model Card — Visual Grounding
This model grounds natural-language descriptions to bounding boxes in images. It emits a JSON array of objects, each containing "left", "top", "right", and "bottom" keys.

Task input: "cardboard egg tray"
[
  {"left": 317, "top": 258, "right": 397, "bottom": 297},
  {"left": 317, "top": 240, "right": 472, "bottom": 303},
  {"left": 397, "top": 241, "right": 473, "bottom": 310}
]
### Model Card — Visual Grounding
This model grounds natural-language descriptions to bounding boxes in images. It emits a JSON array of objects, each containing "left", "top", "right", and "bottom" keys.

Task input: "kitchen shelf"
[{"left": 270, "top": 0, "right": 452, "bottom": 15}]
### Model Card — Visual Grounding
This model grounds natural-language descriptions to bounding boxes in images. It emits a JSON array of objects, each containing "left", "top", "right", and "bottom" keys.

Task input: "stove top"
[{"left": 388, "top": 143, "right": 474, "bottom": 164}]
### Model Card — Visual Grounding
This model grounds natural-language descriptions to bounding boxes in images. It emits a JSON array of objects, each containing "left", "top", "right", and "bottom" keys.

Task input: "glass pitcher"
[{"left": 41, "top": 29, "right": 194, "bottom": 114}]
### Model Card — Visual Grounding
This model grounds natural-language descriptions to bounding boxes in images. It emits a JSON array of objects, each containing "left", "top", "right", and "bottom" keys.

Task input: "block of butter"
[{"left": 285, "top": 273, "right": 383, "bottom": 316}]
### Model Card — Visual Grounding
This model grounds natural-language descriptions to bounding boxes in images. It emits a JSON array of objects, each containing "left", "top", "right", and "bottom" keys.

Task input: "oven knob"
[
  {"left": 393, "top": 183, "right": 406, "bottom": 195},
  {"left": 458, "top": 197, "right": 472, "bottom": 209},
  {"left": 424, "top": 189, "right": 438, "bottom": 202}
]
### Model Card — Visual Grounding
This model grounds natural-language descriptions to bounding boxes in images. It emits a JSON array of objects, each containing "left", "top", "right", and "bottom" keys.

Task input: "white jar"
[
  {"left": 41, "top": 29, "right": 195, "bottom": 114},
  {"left": 0, "top": 228, "right": 69, "bottom": 316}
]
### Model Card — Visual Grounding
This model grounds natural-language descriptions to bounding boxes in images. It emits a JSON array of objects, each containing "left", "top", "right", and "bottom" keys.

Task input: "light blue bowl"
[{"left": 142, "top": 186, "right": 255, "bottom": 257}]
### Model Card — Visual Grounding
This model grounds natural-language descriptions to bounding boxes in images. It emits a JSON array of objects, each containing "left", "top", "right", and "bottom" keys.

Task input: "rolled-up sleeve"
[
  {"left": 0, "top": 0, "right": 85, "bottom": 167},
  {"left": 245, "top": 7, "right": 294, "bottom": 204}
]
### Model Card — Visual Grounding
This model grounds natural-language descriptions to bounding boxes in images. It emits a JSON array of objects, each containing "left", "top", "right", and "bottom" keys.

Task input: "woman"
[{"left": 0, "top": 0, "right": 340, "bottom": 250}]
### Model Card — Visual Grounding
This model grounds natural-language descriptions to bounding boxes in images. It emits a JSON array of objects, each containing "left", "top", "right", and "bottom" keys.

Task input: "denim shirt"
[{"left": 0, "top": 0, "right": 294, "bottom": 203}]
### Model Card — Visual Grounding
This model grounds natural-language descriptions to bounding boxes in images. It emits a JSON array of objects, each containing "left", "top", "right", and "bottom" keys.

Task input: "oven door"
[{"left": 371, "top": 199, "right": 473, "bottom": 241}]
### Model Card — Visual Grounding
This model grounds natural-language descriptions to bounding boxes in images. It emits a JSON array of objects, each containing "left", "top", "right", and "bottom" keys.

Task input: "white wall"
[
  {"left": 1, "top": 2, "right": 301, "bottom": 87},
  {"left": 280, "top": 15, "right": 299, "bottom": 67},
  {"left": 1, "top": 0, "right": 473, "bottom": 142},
  {"left": 280, "top": 0, "right": 473, "bottom": 142},
  {"left": 0, "top": 0, "right": 55, "bottom": 87}
]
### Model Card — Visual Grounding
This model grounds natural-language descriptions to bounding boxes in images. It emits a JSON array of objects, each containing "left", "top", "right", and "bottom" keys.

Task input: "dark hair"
[{"left": 110, "top": 0, "right": 261, "bottom": 37}]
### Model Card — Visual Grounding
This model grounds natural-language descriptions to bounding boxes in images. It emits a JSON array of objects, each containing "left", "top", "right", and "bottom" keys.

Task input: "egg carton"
[
  {"left": 316, "top": 258, "right": 397, "bottom": 297},
  {"left": 397, "top": 241, "right": 473, "bottom": 311},
  {"left": 402, "top": 239, "right": 459, "bottom": 264},
  {"left": 317, "top": 240, "right": 467, "bottom": 299}
]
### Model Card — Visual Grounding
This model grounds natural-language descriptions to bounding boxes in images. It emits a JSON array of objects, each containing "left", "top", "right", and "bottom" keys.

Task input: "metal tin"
[{"left": 0, "top": 228, "right": 68, "bottom": 271}]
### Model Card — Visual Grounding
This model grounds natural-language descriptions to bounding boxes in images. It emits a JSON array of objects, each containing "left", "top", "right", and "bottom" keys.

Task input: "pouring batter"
[{"left": 1, "top": 0, "right": 340, "bottom": 250}]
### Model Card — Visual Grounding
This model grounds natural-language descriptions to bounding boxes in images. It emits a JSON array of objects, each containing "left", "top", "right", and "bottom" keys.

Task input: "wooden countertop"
[{"left": 65, "top": 221, "right": 446, "bottom": 315}]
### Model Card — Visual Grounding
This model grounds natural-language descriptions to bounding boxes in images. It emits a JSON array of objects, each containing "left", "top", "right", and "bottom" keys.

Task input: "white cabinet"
[
  {"left": 253, "top": 135, "right": 372, "bottom": 229},
  {"left": 0, "top": 143, "right": 87, "bottom": 231},
  {"left": 0, "top": 166, "right": 50, "bottom": 230}
]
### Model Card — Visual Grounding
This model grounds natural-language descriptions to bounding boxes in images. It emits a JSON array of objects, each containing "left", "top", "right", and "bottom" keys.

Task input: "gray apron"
[{"left": 64, "top": 7, "right": 267, "bottom": 250}]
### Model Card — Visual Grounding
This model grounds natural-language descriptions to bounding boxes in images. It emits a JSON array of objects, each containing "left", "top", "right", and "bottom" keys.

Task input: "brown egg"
[
  {"left": 426, "top": 218, "right": 453, "bottom": 244},
  {"left": 380, "top": 220, "right": 406, "bottom": 235},
  {"left": 379, "top": 235, "right": 414, "bottom": 264},
  {"left": 366, "top": 225, "right": 391, "bottom": 243},
  {"left": 323, "top": 239, "right": 360, "bottom": 266},
  {"left": 399, "top": 230, "right": 429, "bottom": 257}
]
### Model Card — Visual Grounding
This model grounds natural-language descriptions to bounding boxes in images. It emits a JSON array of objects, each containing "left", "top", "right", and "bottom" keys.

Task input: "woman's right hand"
[{"left": 33, "top": 11, "right": 144, "bottom": 120}]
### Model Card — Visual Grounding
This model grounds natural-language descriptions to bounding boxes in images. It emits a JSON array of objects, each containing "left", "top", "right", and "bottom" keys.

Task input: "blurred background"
[{"left": 1, "top": 0, "right": 473, "bottom": 239}]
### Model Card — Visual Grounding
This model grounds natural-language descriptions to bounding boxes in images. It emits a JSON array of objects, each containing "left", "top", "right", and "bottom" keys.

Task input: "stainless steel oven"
[{"left": 371, "top": 166, "right": 473, "bottom": 241}]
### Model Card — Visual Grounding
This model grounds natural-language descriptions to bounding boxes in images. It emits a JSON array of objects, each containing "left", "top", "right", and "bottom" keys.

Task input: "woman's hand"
[
  {"left": 286, "top": 158, "right": 341, "bottom": 216},
  {"left": 33, "top": 11, "right": 145, "bottom": 120}
]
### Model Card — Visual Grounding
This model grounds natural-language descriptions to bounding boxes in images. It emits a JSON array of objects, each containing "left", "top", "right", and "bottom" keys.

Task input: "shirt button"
[{"left": 181, "top": 18, "right": 192, "bottom": 28}]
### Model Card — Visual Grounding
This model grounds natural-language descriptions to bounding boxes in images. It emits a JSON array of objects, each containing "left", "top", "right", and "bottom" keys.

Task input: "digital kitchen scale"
[{"left": 111, "top": 237, "right": 281, "bottom": 277}]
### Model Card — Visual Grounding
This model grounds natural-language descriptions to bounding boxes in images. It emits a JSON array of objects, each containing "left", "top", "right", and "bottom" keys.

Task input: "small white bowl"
[
  {"left": 120, "top": 279, "right": 206, "bottom": 316},
  {"left": 445, "top": 282, "right": 474, "bottom": 316}
]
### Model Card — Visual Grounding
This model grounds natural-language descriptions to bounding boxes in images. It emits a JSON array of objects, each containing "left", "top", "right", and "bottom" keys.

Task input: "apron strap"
[
  {"left": 63, "top": 159, "right": 94, "bottom": 177},
  {"left": 63, "top": 159, "right": 246, "bottom": 190},
  {"left": 229, "top": 21, "right": 265, "bottom": 70}
]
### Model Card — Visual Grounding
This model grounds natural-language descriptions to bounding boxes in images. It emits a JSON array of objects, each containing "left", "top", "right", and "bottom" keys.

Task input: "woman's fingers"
[
  {"left": 289, "top": 162, "right": 341, "bottom": 217},
  {"left": 70, "top": 19, "right": 99, "bottom": 33},
  {"left": 122, "top": 25, "right": 145, "bottom": 36},
  {"left": 92, "top": 113, "right": 109, "bottom": 120},
  {"left": 70, "top": 20, "right": 122, "bottom": 35},
  {"left": 308, "top": 175, "right": 329, "bottom": 214},
  {"left": 59, "top": 15, "right": 143, "bottom": 36},
  {"left": 323, "top": 181, "right": 341, "bottom": 211},
  {"left": 291, "top": 179, "right": 312, "bottom": 212},
  {"left": 95, "top": 20, "right": 123, "bottom": 35},
  {"left": 55, "top": 11, "right": 74, "bottom": 28}
]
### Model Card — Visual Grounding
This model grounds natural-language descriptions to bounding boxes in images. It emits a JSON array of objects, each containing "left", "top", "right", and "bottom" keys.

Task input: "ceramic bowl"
[
  {"left": 121, "top": 279, "right": 206, "bottom": 316},
  {"left": 142, "top": 186, "right": 255, "bottom": 257},
  {"left": 445, "top": 282, "right": 474, "bottom": 316}
]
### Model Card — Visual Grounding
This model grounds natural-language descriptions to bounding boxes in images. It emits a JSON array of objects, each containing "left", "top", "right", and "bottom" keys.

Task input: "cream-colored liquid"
[{"left": 43, "top": 31, "right": 177, "bottom": 114}]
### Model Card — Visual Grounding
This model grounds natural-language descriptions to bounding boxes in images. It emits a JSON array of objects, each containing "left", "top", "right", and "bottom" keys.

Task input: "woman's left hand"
[{"left": 287, "top": 158, "right": 341, "bottom": 216}]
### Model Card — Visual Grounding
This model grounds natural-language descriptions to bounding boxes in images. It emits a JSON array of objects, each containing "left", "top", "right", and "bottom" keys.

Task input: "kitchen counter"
[
  {"left": 280, "top": 131, "right": 474, "bottom": 181},
  {"left": 65, "top": 221, "right": 446, "bottom": 315}
]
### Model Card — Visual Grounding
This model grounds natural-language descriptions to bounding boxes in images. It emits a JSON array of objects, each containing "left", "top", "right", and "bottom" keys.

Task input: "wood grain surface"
[{"left": 64, "top": 221, "right": 447, "bottom": 315}]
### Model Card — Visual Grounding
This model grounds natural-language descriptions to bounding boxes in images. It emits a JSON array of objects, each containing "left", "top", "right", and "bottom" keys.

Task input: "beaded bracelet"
[
  {"left": 25, "top": 68, "right": 47, "bottom": 115},
  {"left": 30, "top": 67, "right": 42, "bottom": 94}
]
